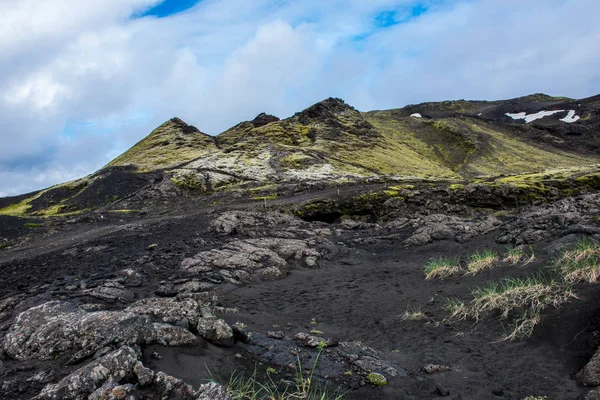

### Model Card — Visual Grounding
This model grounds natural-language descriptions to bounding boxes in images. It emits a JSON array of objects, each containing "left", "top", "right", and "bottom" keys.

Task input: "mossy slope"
[{"left": 108, "top": 118, "right": 217, "bottom": 171}]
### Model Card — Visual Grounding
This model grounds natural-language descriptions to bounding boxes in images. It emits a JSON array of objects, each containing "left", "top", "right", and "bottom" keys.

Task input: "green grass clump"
[
  {"left": 217, "top": 352, "right": 344, "bottom": 400},
  {"left": 424, "top": 257, "right": 461, "bottom": 279},
  {"left": 555, "top": 237, "right": 600, "bottom": 283},
  {"left": 401, "top": 306, "right": 427, "bottom": 321},
  {"left": 446, "top": 275, "right": 575, "bottom": 340},
  {"left": 502, "top": 245, "right": 535, "bottom": 266},
  {"left": 465, "top": 249, "right": 498, "bottom": 275},
  {"left": 24, "top": 223, "right": 43, "bottom": 228}
]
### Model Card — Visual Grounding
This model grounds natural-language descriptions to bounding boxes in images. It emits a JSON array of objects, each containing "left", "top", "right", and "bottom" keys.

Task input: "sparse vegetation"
[
  {"left": 401, "top": 306, "right": 427, "bottom": 321},
  {"left": 444, "top": 298, "right": 469, "bottom": 321},
  {"left": 465, "top": 249, "right": 498, "bottom": 275},
  {"left": 446, "top": 275, "right": 576, "bottom": 340},
  {"left": 217, "top": 352, "right": 344, "bottom": 400},
  {"left": 555, "top": 237, "right": 600, "bottom": 283},
  {"left": 502, "top": 245, "right": 535, "bottom": 266},
  {"left": 424, "top": 257, "right": 461, "bottom": 279}
]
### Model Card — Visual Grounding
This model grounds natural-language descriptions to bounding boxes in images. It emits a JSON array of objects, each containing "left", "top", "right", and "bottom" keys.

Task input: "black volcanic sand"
[{"left": 1, "top": 203, "right": 600, "bottom": 399}]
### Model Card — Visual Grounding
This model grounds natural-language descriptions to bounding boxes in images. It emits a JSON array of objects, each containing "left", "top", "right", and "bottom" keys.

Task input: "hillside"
[
  {"left": 1, "top": 93, "right": 599, "bottom": 217},
  {"left": 3, "top": 94, "right": 600, "bottom": 400}
]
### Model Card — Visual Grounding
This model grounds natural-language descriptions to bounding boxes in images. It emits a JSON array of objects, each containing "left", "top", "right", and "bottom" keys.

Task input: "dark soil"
[{"left": 1, "top": 185, "right": 599, "bottom": 399}]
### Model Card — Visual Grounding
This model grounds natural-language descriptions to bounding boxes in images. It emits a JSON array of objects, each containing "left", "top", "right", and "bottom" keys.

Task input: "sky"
[{"left": 1, "top": 0, "right": 599, "bottom": 197}]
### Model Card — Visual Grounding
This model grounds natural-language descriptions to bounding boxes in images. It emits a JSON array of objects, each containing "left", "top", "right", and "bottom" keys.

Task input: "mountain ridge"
[{"left": 1, "top": 93, "right": 599, "bottom": 217}]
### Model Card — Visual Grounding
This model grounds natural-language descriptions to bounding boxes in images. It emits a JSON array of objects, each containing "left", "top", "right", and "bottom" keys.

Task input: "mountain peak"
[
  {"left": 162, "top": 117, "right": 206, "bottom": 135},
  {"left": 295, "top": 97, "right": 356, "bottom": 125},
  {"left": 250, "top": 113, "right": 280, "bottom": 127}
]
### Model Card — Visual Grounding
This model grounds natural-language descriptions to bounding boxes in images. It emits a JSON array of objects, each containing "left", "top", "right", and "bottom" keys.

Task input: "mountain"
[
  {"left": 3, "top": 94, "right": 600, "bottom": 400},
  {"left": 1, "top": 93, "right": 599, "bottom": 217}
]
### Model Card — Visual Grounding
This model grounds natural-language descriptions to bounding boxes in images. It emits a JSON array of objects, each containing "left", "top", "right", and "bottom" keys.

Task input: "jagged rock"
[
  {"left": 3, "top": 300, "right": 198, "bottom": 361},
  {"left": 88, "top": 381, "right": 137, "bottom": 400},
  {"left": 295, "top": 332, "right": 338, "bottom": 348},
  {"left": 197, "top": 316, "right": 234, "bottom": 347},
  {"left": 181, "top": 237, "right": 327, "bottom": 279},
  {"left": 403, "top": 232, "right": 432, "bottom": 246},
  {"left": 340, "top": 219, "right": 381, "bottom": 230},
  {"left": 400, "top": 214, "right": 502, "bottom": 246},
  {"left": 210, "top": 211, "right": 303, "bottom": 236},
  {"left": 0, "top": 295, "right": 23, "bottom": 322},
  {"left": 133, "top": 360, "right": 154, "bottom": 386},
  {"left": 578, "top": 347, "right": 600, "bottom": 386},
  {"left": 586, "top": 388, "right": 600, "bottom": 400},
  {"left": 497, "top": 194, "right": 600, "bottom": 244},
  {"left": 250, "top": 113, "right": 280, "bottom": 127},
  {"left": 196, "top": 382, "right": 232, "bottom": 400},
  {"left": 116, "top": 269, "right": 145, "bottom": 287},
  {"left": 126, "top": 295, "right": 214, "bottom": 329},
  {"left": 144, "top": 323, "right": 199, "bottom": 346},
  {"left": 34, "top": 346, "right": 139, "bottom": 399},
  {"left": 232, "top": 322, "right": 251, "bottom": 343},
  {"left": 155, "top": 371, "right": 199, "bottom": 399},
  {"left": 87, "top": 281, "right": 135, "bottom": 303},
  {"left": 4, "top": 301, "right": 149, "bottom": 361},
  {"left": 423, "top": 364, "right": 451, "bottom": 374}
]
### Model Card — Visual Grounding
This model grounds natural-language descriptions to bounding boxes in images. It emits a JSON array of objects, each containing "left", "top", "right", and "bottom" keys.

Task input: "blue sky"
[
  {"left": 0, "top": 0, "right": 599, "bottom": 196},
  {"left": 140, "top": 0, "right": 201, "bottom": 18}
]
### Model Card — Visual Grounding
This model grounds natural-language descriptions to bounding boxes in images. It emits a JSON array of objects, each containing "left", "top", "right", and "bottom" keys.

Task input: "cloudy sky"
[{"left": 1, "top": 0, "right": 599, "bottom": 197}]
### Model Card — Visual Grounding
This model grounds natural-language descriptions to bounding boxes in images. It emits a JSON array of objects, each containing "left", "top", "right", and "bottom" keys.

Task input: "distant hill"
[{"left": 1, "top": 93, "right": 599, "bottom": 217}]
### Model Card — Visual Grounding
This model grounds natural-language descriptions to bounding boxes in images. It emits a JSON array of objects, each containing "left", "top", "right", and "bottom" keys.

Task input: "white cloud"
[{"left": 0, "top": 0, "right": 599, "bottom": 196}]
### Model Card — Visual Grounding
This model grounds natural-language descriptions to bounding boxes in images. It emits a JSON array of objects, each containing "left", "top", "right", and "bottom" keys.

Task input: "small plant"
[
  {"left": 310, "top": 329, "right": 324, "bottom": 335},
  {"left": 503, "top": 245, "right": 535, "bottom": 266},
  {"left": 216, "top": 353, "right": 345, "bottom": 399},
  {"left": 310, "top": 318, "right": 317, "bottom": 325},
  {"left": 401, "top": 306, "right": 427, "bottom": 321},
  {"left": 465, "top": 249, "right": 498, "bottom": 275},
  {"left": 24, "top": 222, "right": 43, "bottom": 228},
  {"left": 424, "top": 257, "right": 461, "bottom": 279},
  {"left": 471, "top": 275, "right": 575, "bottom": 340},
  {"left": 444, "top": 298, "right": 469, "bottom": 321},
  {"left": 523, "top": 396, "right": 547, "bottom": 400},
  {"left": 445, "top": 275, "right": 576, "bottom": 340},
  {"left": 556, "top": 237, "right": 600, "bottom": 283},
  {"left": 316, "top": 340, "right": 327, "bottom": 351}
]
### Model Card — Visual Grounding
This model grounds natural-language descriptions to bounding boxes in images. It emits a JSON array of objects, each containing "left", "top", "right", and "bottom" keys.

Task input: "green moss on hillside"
[{"left": 108, "top": 118, "right": 217, "bottom": 171}]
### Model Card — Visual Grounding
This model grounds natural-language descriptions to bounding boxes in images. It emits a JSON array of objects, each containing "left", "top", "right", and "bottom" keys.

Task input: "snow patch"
[
  {"left": 505, "top": 110, "right": 565, "bottom": 123},
  {"left": 560, "top": 110, "right": 580, "bottom": 123},
  {"left": 410, "top": 113, "right": 422, "bottom": 118}
]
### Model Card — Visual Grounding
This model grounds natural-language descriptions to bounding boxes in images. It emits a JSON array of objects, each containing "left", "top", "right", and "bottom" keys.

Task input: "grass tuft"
[
  {"left": 465, "top": 249, "right": 498, "bottom": 275},
  {"left": 401, "top": 306, "right": 427, "bottom": 321},
  {"left": 445, "top": 275, "right": 576, "bottom": 340},
  {"left": 212, "top": 352, "right": 345, "bottom": 400},
  {"left": 555, "top": 237, "right": 600, "bottom": 283},
  {"left": 444, "top": 298, "right": 469, "bottom": 321},
  {"left": 424, "top": 257, "right": 461, "bottom": 280},
  {"left": 502, "top": 245, "right": 535, "bottom": 266}
]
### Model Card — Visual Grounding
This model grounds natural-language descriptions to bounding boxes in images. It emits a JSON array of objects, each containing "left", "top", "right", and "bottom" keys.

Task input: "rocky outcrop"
[
  {"left": 496, "top": 194, "right": 600, "bottom": 244},
  {"left": 578, "top": 347, "right": 600, "bottom": 387},
  {"left": 387, "top": 214, "right": 502, "bottom": 246},
  {"left": 181, "top": 237, "right": 332, "bottom": 281},
  {"left": 3, "top": 301, "right": 199, "bottom": 362},
  {"left": 33, "top": 346, "right": 231, "bottom": 400},
  {"left": 247, "top": 333, "right": 402, "bottom": 388}
]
